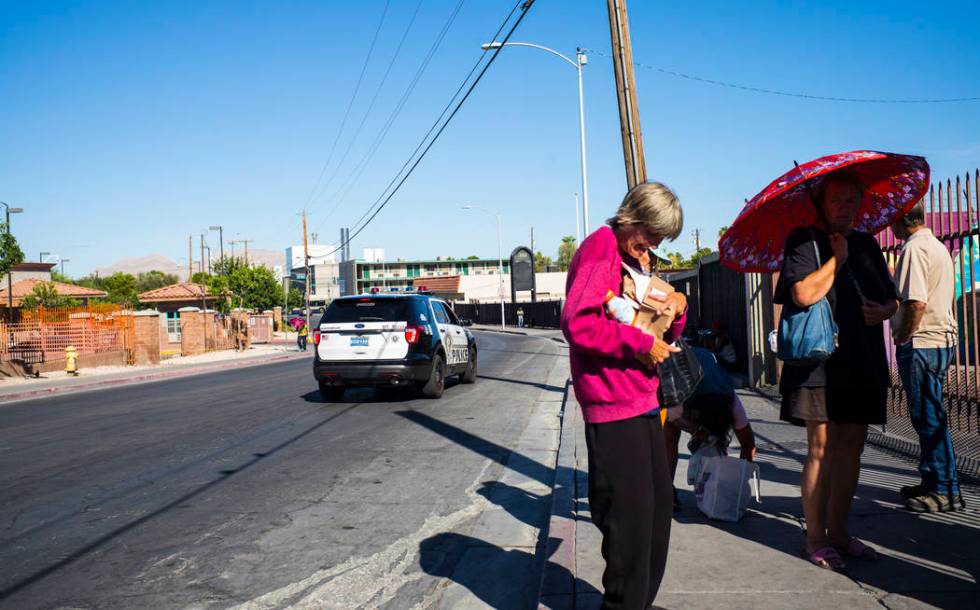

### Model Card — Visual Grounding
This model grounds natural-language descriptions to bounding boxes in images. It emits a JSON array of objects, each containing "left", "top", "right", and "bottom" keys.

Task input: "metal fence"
[
  {"left": 0, "top": 304, "right": 135, "bottom": 365},
  {"left": 453, "top": 300, "right": 564, "bottom": 328},
  {"left": 878, "top": 170, "right": 980, "bottom": 461}
]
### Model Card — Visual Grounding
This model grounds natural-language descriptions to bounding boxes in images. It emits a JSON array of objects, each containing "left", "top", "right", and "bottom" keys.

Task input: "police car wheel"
[
  {"left": 319, "top": 382, "right": 345, "bottom": 402},
  {"left": 461, "top": 348, "right": 477, "bottom": 384},
  {"left": 420, "top": 353, "right": 446, "bottom": 398}
]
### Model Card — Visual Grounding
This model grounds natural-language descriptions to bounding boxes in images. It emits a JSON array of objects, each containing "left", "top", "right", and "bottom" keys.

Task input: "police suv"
[{"left": 312, "top": 293, "right": 477, "bottom": 400}]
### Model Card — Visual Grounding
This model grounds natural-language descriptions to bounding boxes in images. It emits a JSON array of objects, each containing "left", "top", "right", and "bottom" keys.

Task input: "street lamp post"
[
  {"left": 40, "top": 251, "right": 50, "bottom": 263},
  {"left": 482, "top": 41, "right": 590, "bottom": 234},
  {"left": 59, "top": 259, "right": 70, "bottom": 275},
  {"left": 463, "top": 205, "right": 506, "bottom": 329},
  {"left": 209, "top": 226, "right": 224, "bottom": 271},
  {"left": 1, "top": 202, "right": 24, "bottom": 310}
]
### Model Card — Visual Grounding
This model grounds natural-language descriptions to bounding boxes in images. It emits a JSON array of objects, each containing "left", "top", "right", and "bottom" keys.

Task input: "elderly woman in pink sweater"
[{"left": 561, "top": 182, "right": 687, "bottom": 610}]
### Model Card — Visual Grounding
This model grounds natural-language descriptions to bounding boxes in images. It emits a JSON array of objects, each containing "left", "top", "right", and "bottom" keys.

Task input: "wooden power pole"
[
  {"left": 188, "top": 235, "right": 193, "bottom": 281},
  {"left": 607, "top": 0, "right": 647, "bottom": 188},
  {"left": 302, "top": 210, "right": 311, "bottom": 334}
]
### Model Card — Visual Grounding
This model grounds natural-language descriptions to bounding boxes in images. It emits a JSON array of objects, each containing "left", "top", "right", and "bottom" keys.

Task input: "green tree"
[
  {"left": 21, "top": 282, "right": 81, "bottom": 308},
  {"left": 51, "top": 270, "right": 75, "bottom": 284},
  {"left": 287, "top": 287, "right": 304, "bottom": 309},
  {"left": 718, "top": 226, "right": 729, "bottom": 239},
  {"left": 556, "top": 236, "right": 578, "bottom": 271},
  {"left": 0, "top": 221, "right": 25, "bottom": 283},
  {"left": 136, "top": 270, "right": 178, "bottom": 293},
  {"left": 191, "top": 260, "right": 283, "bottom": 312},
  {"left": 466, "top": 255, "right": 480, "bottom": 260},
  {"left": 534, "top": 251, "right": 553, "bottom": 272},
  {"left": 101, "top": 272, "right": 139, "bottom": 306},
  {"left": 688, "top": 247, "right": 715, "bottom": 266}
]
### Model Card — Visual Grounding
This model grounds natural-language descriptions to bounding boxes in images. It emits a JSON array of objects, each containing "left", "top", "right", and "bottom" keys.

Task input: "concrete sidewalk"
[
  {"left": 541, "top": 391, "right": 980, "bottom": 609},
  {"left": 0, "top": 344, "right": 311, "bottom": 404}
]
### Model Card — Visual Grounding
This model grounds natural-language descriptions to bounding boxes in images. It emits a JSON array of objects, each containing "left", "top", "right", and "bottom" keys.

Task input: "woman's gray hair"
[{"left": 607, "top": 182, "right": 684, "bottom": 240}]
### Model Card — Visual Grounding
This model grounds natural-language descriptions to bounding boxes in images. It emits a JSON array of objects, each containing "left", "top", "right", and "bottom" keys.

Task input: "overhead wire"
[
  {"left": 336, "top": 0, "right": 525, "bottom": 241},
  {"left": 316, "top": 0, "right": 468, "bottom": 228},
  {"left": 302, "top": 0, "right": 392, "bottom": 212},
  {"left": 586, "top": 49, "right": 980, "bottom": 104},
  {"left": 307, "top": 0, "right": 426, "bottom": 213},
  {"left": 324, "top": 0, "right": 536, "bottom": 258}
]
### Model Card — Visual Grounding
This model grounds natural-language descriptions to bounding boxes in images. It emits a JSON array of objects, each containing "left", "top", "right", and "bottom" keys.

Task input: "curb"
[
  {"left": 0, "top": 351, "right": 310, "bottom": 404},
  {"left": 470, "top": 326, "right": 530, "bottom": 336},
  {"left": 538, "top": 379, "right": 579, "bottom": 609}
]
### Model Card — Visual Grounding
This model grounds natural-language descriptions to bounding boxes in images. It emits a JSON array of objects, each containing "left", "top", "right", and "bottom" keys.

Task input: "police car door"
[{"left": 431, "top": 300, "right": 467, "bottom": 367}]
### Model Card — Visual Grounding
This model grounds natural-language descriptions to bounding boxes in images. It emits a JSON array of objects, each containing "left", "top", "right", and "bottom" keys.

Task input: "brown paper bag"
[{"left": 622, "top": 270, "right": 678, "bottom": 340}]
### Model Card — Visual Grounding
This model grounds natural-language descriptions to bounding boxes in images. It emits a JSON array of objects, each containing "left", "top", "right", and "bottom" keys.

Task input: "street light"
[
  {"left": 59, "top": 258, "right": 70, "bottom": 275},
  {"left": 40, "top": 251, "right": 50, "bottom": 263},
  {"left": 1, "top": 202, "right": 23, "bottom": 310},
  {"left": 209, "top": 225, "right": 224, "bottom": 271},
  {"left": 481, "top": 40, "right": 591, "bottom": 234},
  {"left": 462, "top": 205, "right": 506, "bottom": 329}
]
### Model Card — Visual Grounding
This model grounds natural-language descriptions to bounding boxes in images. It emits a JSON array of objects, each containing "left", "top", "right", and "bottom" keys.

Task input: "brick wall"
[
  {"left": 133, "top": 311, "right": 161, "bottom": 365},
  {"left": 179, "top": 309, "right": 205, "bottom": 356}
]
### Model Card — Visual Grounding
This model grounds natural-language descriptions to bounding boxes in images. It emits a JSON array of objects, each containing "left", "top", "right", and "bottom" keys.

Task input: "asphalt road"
[{"left": 0, "top": 331, "right": 566, "bottom": 609}]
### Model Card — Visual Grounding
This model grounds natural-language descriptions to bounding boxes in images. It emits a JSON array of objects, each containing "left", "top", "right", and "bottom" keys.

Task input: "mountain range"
[{"left": 93, "top": 249, "right": 286, "bottom": 281}]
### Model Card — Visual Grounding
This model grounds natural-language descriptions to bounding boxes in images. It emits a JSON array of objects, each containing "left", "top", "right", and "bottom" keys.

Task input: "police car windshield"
[{"left": 323, "top": 298, "right": 410, "bottom": 323}]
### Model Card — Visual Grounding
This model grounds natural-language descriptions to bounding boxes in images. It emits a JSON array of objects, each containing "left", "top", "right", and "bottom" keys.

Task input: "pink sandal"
[
  {"left": 804, "top": 546, "right": 847, "bottom": 572},
  {"left": 835, "top": 537, "right": 880, "bottom": 561}
]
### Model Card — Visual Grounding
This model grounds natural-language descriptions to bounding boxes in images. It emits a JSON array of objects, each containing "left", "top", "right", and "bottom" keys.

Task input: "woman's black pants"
[{"left": 585, "top": 414, "right": 673, "bottom": 610}]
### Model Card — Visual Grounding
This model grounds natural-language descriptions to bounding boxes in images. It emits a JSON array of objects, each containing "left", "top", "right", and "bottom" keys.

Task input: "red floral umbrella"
[{"left": 719, "top": 150, "right": 929, "bottom": 273}]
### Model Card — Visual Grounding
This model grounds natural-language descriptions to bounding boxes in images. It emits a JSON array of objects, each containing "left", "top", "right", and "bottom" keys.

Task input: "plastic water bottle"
[{"left": 604, "top": 291, "right": 637, "bottom": 325}]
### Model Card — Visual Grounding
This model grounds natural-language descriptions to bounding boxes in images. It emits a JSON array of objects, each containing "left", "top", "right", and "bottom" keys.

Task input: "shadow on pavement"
[
  {"left": 476, "top": 374, "right": 566, "bottom": 393},
  {"left": 419, "top": 533, "right": 599, "bottom": 609},
  {"left": 674, "top": 431, "right": 980, "bottom": 608},
  {"left": 0, "top": 404, "right": 360, "bottom": 602}
]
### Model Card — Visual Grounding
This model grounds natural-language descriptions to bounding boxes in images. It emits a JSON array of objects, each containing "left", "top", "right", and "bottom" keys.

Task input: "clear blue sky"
[{"left": 2, "top": 0, "right": 979, "bottom": 276}]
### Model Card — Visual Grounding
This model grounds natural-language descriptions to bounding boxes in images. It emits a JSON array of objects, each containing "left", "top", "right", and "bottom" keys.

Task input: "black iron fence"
[{"left": 453, "top": 300, "right": 563, "bottom": 329}]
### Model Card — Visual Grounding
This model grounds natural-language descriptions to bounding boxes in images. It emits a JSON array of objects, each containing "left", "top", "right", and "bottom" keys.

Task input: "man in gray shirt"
[{"left": 891, "top": 202, "right": 963, "bottom": 512}]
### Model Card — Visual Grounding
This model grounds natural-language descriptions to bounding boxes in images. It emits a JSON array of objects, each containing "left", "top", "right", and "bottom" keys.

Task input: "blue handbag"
[{"left": 776, "top": 236, "right": 839, "bottom": 365}]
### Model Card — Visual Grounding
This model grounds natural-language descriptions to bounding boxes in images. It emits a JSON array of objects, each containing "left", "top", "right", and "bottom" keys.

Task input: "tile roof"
[
  {"left": 137, "top": 282, "right": 215, "bottom": 302},
  {"left": 0, "top": 279, "right": 107, "bottom": 305}
]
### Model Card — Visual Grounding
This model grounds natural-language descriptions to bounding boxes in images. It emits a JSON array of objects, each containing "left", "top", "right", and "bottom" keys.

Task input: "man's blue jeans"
[{"left": 896, "top": 343, "right": 960, "bottom": 496}]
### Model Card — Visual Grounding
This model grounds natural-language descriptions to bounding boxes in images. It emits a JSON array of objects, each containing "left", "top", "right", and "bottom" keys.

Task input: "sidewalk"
[
  {"left": 470, "top": 325, "right": 567, "bottom": 342},
  {"left": 541, "top": 391, "right": 980, "bottom": 609},
  {"left": 0, "top": 344, "right": 311, "bottom": 404}
]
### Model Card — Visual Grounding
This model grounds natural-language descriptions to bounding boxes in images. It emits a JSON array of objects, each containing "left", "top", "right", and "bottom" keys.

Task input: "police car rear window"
[{"left": 323, "top": 299, "right": 411, "bottom": 323}]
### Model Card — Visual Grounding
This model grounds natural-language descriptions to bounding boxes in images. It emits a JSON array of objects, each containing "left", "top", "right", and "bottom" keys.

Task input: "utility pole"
[
  {"left": 302, "top": 210, "right": 311, "bottom": 336},
  {"left": 188, "top": 235, "right": 193, "bottom": 281},
  {"left": 240, "top": 239, "right": 254, "bottom": 265},
  {"left": 607, "top": 0, "right": 647, "bottom": 188},
  {"left": 228, "top": 239, "right": 238, "bottom": 260},
  {"left": 200, "top": 234, "right": 206, "bottom": 274},
  {"left": 693, "top": 229, "right": 701, "bottom": 252}
]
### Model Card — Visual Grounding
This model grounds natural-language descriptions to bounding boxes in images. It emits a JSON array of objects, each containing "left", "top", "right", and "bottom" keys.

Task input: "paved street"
[{"left": 0, "top": 331, "right": 567, "bottom": 609}]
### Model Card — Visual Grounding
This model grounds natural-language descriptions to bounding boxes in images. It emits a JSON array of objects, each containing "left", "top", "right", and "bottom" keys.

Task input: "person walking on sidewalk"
[
  {"left": 297, "top": 322, "right": 308, "bottom": 352},
  {"left": 890, "top": 202, "right": 964, "bottom": 512},
  {"left": 774, "top": 173, "right": 899, "bottom": 571},
  {"left": 561, "top": 182, "right": 687, "bottom": 610}
]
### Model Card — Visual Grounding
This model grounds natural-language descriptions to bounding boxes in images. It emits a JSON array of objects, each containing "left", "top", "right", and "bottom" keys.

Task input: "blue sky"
[{"left": 2, "top": 0, "right": 979, "bottom": 276}]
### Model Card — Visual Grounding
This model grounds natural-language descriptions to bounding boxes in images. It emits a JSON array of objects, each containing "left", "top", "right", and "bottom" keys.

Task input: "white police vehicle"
[{"left": 312, "top": 292, "right": 477, "bottom": 401}]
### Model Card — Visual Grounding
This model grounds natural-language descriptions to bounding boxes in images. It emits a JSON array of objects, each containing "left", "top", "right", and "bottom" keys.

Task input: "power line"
[
  {"left": 587, "top": 49, "right": 980, "bottom": 104},
  {"left": 337, "top": 0, "right": 525, "bottom": 242},
  {"left": 307, "top": 0, "right": 426, "bottom": 213},
  {"left": 302, "top": 1, "right": 392, "bottom": 211},
  {"left": 324, "top": 0, "right": 536, "bottom": 258},
  {"left": 316, "top": 0, "right": 467, "bottom": 227}
]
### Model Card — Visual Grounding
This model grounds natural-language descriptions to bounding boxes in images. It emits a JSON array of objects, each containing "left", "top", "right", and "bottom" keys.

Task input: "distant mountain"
[{"left": 93, "top": 249, "right": 287, "bottom": 281}]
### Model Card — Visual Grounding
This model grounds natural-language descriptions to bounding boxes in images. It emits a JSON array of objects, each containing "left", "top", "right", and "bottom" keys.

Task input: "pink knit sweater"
[{"left": 561, "top": 226, "right": 687, "bottom": 424}]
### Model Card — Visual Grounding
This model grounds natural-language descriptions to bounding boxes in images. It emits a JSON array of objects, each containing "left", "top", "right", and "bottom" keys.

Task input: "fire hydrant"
[{"left": 65, "top": 345, "right": 79, "bottom": 376}]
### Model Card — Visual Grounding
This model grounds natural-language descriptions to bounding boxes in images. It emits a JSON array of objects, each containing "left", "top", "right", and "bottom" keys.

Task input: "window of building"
[{"left": 166, "top": 311, "right": 181, "bottom": 343}]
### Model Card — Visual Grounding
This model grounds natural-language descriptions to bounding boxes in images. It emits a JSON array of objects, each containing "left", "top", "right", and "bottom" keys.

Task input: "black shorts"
[{"left": 780, "top": 386, "right": 887, "bottom": 426}]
